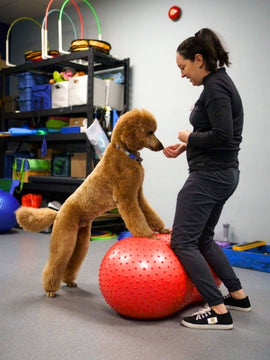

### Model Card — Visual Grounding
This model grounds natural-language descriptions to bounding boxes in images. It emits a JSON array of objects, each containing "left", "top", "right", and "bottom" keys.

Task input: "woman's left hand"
[{"left": 178, "top": 130, "right": 191, "bottom": 144}]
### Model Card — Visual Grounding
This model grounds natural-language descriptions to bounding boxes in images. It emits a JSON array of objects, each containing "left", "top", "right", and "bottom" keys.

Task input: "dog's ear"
[
  {"left": 111, "top": 108, "right": 158, "bottom": 151},
  {"left": 118, "top": 125, "right": 145, "bottom": 151}
]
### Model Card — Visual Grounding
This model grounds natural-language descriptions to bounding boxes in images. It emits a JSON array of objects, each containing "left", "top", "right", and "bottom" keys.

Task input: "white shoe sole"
[
  {"left": 225, "top": 305, "right": 251, "bottom": 312},
  {"left": 181, "top": 319, "right": 234, "bottom": 330}
]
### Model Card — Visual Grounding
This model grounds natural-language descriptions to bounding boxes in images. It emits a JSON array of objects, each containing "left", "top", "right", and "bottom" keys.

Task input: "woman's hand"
[
  {"left": 178, "top": 130, "right": 191, "bottom": 144},
  {"left": 163, "top": 143, "right": 187, "bottom": 158}
]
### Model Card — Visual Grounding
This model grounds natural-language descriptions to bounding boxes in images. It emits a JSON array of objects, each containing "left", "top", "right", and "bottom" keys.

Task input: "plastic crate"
[
  {"left": 17, "top": 72, "right": 49, "bottom": 112},
  {"left": 223, "top": 245, "right": 270, "bottom": 273},
  {"left": 18, "top": 98, "right": 32, "bottom": 112},
  {"left": 17, "top": 72, "right": 48, "bottom": 88},
  {"left": 18, "top": 86, "right": 32, "bottom": 100}
]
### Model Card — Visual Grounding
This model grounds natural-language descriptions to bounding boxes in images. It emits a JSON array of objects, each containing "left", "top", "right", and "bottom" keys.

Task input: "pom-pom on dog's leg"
[
  {"left": 16, "top": 207, "right": 57, "bottom": 232},
  {"left": 62, "top": 224, "right": 91, "bottom": 287}
]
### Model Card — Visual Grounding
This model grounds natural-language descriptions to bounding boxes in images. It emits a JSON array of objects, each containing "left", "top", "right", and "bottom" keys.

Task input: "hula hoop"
[
  {"left": 60, "top": 0, "right": 102, "bottom": 40},
  {"left": 41, "top": 9, "right": 77, "bottom": 55},
  {"left": 43, "top": 0, "right": 83, "bottom": 58},
  {"left": 42, "top": 9, "right": 77, "bottom": 39},
  {"left": 6, "top": 17, "right": 41, "bottom": 67},
  {"left": 44, "top": 0, "right": 83, "bottom": 35}
]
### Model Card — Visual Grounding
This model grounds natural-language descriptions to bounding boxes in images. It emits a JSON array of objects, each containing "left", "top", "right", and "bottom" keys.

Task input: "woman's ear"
[{"left": 194, "top": 53, "right": 204, "bottom": 68}]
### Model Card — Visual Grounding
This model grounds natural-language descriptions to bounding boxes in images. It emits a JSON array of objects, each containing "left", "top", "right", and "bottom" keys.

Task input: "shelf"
[
  {"left": 3, "top": 132, "right": 88, "bottom": 143},
  {"left": 1, "top": 49, "right": 129, "bottom": 76},
  {"left": 21, "top": 176, "right": 84, "bottom": 193},
  {"left": 3, "top": 104, "right": 89, "bottom": 120},
  {"left": 0, "top": 48, "right": 130, "bottom": 218}
]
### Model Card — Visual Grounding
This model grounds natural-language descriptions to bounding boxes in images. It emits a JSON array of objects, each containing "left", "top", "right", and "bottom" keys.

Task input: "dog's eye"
[{"left": 147, "top": 131, "right": 154, "bottom": 135}]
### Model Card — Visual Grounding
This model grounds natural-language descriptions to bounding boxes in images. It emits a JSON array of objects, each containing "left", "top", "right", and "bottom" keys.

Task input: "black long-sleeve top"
[{"left": 187, "top": 67, "right": 243, "bottom": 171}]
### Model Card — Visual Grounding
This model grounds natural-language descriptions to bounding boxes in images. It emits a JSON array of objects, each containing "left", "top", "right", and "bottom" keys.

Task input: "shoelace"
[
  {"left": 192, "top": 306, "right": 212, "bottom": 320},
  {"left": 223, "top": 294, "right": 231, "bottom": 300}
]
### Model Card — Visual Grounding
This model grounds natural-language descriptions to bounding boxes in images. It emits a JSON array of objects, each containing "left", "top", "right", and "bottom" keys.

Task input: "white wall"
[{"left": 11, "top": 0, "right": 270, "bottom": 243}]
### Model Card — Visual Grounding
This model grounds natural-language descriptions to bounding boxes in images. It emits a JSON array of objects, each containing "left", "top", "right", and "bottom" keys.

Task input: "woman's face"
[{"left": 176, "top": 52, "right": 209, "bottom": 86}]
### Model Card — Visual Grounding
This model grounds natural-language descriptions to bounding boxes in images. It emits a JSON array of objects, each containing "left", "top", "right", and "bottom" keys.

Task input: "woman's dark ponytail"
[{"left": 177, "top": 28, "right": 231, "bottom": 72}]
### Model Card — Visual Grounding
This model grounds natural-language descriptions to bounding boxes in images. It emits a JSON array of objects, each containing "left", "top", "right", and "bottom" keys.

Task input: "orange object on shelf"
[{"left": 21, "top": 194, "right": 43, "bottom": 208}]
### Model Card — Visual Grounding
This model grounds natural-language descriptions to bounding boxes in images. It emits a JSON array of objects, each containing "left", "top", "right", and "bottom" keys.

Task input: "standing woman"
[{"left": 163, "top": 28, "right": 251, "bottom": 330}]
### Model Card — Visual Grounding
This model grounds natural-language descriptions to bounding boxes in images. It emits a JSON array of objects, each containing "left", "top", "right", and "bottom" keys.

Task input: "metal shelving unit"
[{"left": 0, "top": 49, "right": 130, "bottom": 192}]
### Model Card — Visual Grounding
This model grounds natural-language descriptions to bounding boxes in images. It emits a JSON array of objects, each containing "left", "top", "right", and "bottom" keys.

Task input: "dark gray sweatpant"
[{"left": 171, "top": 167, "right": 242, "bottom": 307}]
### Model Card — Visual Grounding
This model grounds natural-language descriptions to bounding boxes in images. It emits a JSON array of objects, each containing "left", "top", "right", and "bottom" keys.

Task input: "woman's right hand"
[{"left": 163, "top": 143, "right": 187, "bottom": 158}]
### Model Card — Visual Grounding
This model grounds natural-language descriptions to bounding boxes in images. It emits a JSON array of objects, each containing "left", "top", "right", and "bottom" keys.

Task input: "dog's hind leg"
[
  {"left": 62, "top": 223, "right": 91, "bottom": 287},
  {"left": 42, "top": 218, "right": 79, "bottom": 297}
]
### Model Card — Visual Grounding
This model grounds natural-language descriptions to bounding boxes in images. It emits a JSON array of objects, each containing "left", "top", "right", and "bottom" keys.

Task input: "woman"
[{"left": 163, "top": 28, "right": 251, "bottom": 330}]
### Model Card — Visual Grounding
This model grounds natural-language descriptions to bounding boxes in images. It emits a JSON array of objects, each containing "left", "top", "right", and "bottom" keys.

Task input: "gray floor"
[{"left": 1, "top": 229, "right": 269, "bottom": 360}]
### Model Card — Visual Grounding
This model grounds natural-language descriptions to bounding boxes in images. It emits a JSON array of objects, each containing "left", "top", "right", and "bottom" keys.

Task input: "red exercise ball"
[
  {"left": 155, "top": 232, "right": 222, "bottom": 306},
  {"left": 99, "top": 236, "right": 193, "bottom": 319},
  {"left": 187, "top": 268, "right": 222, "bottom": 306}
]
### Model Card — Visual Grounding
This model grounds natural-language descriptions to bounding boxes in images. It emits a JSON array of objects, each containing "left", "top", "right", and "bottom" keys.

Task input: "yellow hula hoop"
[{"left": 6, "top": 17, "right": 42, "bottom": 66}]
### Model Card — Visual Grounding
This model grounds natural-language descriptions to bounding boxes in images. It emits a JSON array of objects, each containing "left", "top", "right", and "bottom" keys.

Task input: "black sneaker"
[
  {"left": 223, "top": 294, "right": 251, "bottom": 312},
  {"left": 181, "top": 307, "right": 233, "bottom": 330}
]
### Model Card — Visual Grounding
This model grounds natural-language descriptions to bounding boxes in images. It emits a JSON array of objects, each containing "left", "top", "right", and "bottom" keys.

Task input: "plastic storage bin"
[{"left": 17, "top": 72, "right": 49, "bottom": 112}]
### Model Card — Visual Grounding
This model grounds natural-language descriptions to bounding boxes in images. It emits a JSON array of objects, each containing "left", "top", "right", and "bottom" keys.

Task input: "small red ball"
[
  {"left": 168, "top": 6, "right": 181, "bottom": 21},
  {"left": 99, "top": 237, "right": 193, "bottom": 319}
]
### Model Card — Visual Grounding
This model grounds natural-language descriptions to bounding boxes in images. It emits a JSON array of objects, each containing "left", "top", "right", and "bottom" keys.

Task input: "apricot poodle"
[{"left": 16, "top": 109, "right": 169, "bottom": 297}]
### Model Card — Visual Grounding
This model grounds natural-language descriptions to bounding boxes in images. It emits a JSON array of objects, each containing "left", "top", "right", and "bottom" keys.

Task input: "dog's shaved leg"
[
  {"left": 138, "top": 188, "right": 170, "bottom": 233},
  {"left": 115, "top": 191, "right": 153, "bottom": 237},
  {"left": 42, "top": 217, "right": 79, "bottom": 297},
  {"left": 62, "top": 224, "right": 91, "bottom": 286}
]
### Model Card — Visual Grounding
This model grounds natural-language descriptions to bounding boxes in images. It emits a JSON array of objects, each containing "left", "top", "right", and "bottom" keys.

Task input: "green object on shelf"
[
  {"left": 0, "top": 179, "right": 20, "bottom": 195},
  {"left": 52, "top": 153, "right": 71, "bottom": 177}
]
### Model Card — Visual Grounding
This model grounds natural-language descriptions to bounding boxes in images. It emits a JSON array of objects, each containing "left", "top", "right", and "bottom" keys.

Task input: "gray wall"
[{"left": 10, "top": 0, "right": 270, "bottom": 244}]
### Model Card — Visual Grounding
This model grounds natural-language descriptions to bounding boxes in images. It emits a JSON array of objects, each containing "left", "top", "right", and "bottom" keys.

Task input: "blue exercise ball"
[{"left": 0, "top": 190, "right": 20, "bottom": 233}]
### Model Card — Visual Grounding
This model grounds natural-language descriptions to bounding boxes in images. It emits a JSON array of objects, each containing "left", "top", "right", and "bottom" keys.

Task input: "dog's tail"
[{"left": 16, "top": 207, "right": 57, "bottom": 232}]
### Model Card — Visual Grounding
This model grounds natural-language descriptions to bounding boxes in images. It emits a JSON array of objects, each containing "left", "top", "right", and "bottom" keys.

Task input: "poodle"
[{"left": 16, "top": 109, "right": 169, "bottom": 297}]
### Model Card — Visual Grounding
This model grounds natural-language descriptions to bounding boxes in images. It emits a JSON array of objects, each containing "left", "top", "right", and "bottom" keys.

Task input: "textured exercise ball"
[
  {"left": 155, "top": 232, "right": 222, "bottom": 307},
  {"left": 0, "top": 190, "right": 20, "bottom": 233},
  {"left": 187, "top": 269, "right": 222, "bottom": 306},
  {"left": 99, "top": 236, "right": 193, "bottom": 319}
]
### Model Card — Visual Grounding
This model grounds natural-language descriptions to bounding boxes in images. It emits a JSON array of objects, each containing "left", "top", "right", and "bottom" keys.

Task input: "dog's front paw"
[
  {"left": 159, "top": 228, "right": 171, "bottom": 234},
  {"left": 66, "top": 281, "right": 77, "bottom": 288},
  {"left": 46, "top": 291, "right": 56, "bottom": 298}
]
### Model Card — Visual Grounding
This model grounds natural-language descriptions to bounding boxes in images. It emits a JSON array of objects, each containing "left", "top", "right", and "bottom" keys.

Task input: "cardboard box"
[
  {"left": 37, "top": 148, "right": 53, "bottom": 160},
  {"left": 71, "top": 153, "right": 87, "bottom": 178},
  {"left": 0, "top": 58, "right": 8, "bottom": 70},
  {"left": 68, "top": 76, "right": 106, "bottom": 107},
  {"left": 52, "top": 81, "right": 69, "bottom": 108},
  {"left": 69, "top": 117, "right": 87, "bottom": 127},
  {"left": 13, "top": 170, "right": 51, "bottom": 183},
  {"left": 3, "top": 96, "right": 17, "bottom": 113},
  {"left": 105, "top": 79, "right": 124, "bottom": 111}
]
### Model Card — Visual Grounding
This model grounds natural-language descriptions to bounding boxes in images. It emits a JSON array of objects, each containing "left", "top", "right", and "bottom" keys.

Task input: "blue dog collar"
[{"left": 115, "top": 144, "right": 143, "bottom": 163}]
